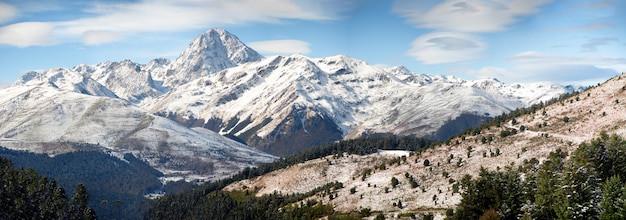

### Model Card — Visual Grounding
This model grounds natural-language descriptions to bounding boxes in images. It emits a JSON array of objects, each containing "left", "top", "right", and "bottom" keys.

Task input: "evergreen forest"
[{"left": 0, "top": 156, "right": 96, "bottom": 219}]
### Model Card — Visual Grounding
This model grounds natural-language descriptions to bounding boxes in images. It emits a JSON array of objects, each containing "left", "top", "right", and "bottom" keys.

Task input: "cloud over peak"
[{"left": 0, "top": 0, "right": 344, "bottom": 47}]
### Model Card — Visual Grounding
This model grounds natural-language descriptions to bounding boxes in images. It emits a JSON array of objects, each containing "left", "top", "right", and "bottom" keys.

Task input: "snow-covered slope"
[
  {"left": 14, "top": 68, "right": 118, "bottom": 98},
  {"left": 84, "top": 59, "right": 169, "bottom": 105},
  {"left": 164, "top": 28, "right": 264, "bottom": 87},
  {"left": 5, "top": 28, "right": 576, "bottom": 158},
  {"left": 0, "top": 84, "right": 276, "bottom": 181},
  {"left": 144, "top": 54, "right": 575, "bottom": 156}
]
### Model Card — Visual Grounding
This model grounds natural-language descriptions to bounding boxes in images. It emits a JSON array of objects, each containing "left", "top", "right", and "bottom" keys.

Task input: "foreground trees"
[
  {"left": 0, "top": 156, "right": 96, "bottom": 219},
  {"left": 453, "top": 133, "right": 626, "bottom": 220}
]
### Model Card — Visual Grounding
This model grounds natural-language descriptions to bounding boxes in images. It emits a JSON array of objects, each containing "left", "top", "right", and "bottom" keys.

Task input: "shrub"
[{"left": 391, "top": 177, "right": 399, "bottom": 188}]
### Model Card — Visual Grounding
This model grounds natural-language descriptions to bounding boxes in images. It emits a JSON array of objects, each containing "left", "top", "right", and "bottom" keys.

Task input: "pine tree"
[
  {"left": 600, "top": 176, "right": 625, "bottom": 220},
  {"left": 553, "top": 165, "right": 600, "bottom": 219},
  {"left": 70, "top": 183, "right": 96, "bottom": 220}
]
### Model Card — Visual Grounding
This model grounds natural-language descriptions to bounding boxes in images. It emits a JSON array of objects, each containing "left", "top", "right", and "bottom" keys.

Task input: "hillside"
[
  {"left": 220, "top": 72, "right": 626, "bottom": 218},
  {"left": 0, "top": 84, "right": 277, "bottom": 182}
]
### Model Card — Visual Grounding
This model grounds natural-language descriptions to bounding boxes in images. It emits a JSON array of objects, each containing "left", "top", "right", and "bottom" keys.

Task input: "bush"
[{"left": 391, "top": 177, "right": 399, "bottom": 188}]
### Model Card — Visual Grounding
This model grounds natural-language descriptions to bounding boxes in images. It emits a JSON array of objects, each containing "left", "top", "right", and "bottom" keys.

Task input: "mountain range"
[{"left": 0, "top": 28, "right": 579, "bottom": 179}]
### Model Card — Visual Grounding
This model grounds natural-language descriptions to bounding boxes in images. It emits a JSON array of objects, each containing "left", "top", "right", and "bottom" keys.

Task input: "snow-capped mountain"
[
  {"left": 0, "top": 83, "right": 276, "bottom": 181},
  {"left": 63, "top": 28, "right": 263, "bottom": 105},
  {"left": 2, "top": 28, "right": 577, "bottom": 159},
  {"left": 144, "top": 54, "right": 576, "bottom": 156},
  {"left": 163, "top": 28, "right": 264, "bottom": 87}
]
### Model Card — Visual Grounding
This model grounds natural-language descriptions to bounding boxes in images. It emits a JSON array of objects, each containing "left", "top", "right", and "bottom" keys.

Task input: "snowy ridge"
[
  {"left": 144, "top": 53, "right": 575, "bottom": 155},
  {"left": 85, "top": 59, "right": 169, "bottom": 105},
  {"left": 0, "top": 84, "right": 276, "bottom": 181},
  {"left": 3, "top": 27, "right": 576, "bottom": 159},
  {"left": 14, "top": 68, "right": 118, "bottom": 98}
]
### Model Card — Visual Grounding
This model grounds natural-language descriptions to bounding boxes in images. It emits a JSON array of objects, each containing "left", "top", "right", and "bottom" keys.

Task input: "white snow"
[{"left": 144, "top": 53, "right": 575, "bottom": 143}]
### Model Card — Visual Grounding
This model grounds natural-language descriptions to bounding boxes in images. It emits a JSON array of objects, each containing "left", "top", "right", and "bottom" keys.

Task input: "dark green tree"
[
  {"left": 391, "top": 177, "right": 399, "bottom": 188},
  {"left": 600, "top": 176, "right": 626, "bottom": 220}
]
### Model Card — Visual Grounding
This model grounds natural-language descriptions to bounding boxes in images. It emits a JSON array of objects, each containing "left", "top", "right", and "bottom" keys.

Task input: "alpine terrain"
[
  {"left": 0, "top": 28, "right": 578, "bottom": 168},
  {"left": 153, "top": 72, "right": 626, "bottom": 219},
  {"left": 142, "top": 29, "right": 578, "bottom": 156},
  {"left": 0, "top": 28, "right": 601, "bottom": 219}
]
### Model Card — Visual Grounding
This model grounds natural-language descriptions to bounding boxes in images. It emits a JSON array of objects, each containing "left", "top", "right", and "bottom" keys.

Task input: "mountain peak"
[{"left": 165, "top": 28, "right": 263, "bottom": 87}]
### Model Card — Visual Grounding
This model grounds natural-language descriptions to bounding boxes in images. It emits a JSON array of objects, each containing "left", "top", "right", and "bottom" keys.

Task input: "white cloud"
[
  {"left": 248, "top": 40, "right": 311, "bottom": 55},
  {"left": 0, "top": 0, "right": 342, "bottom": 47},
  {"left": 0, "top": 2, "right": 18, "bottom": 24},
  {"left": 0, "top": 22, "right": 55, "bottom": 47},
  {"left": 393, "top": 0, "right": 552, "bottom": 32},
  {"left": 407, "top": 32, "right": 486, "bottom": 64},
  {"left": 56, "top": 0, "right": 337, "bottom": 37},
  {"left": 466, "top": 51, "right": 626, "bottom": 85},
  {"left": 81, "top": 30, "right": 122, "bottom": 45}
]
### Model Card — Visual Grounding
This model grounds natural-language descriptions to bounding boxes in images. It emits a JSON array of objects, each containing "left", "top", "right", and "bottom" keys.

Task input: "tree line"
[
  {"left": 0, "top": 146, "right": 163, "bottom": 220},
  {"left": 147, "top": 136, "right": 434, "bottom": 218}
]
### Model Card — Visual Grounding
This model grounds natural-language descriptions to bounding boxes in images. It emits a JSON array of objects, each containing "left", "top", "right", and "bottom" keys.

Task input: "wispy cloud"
[
  {"left": 0, "top": 2, "right": 18, "bottom": 24},
  {"left": 407, "top": 32, "right": 485, "bottom": 64},
  {"left": 0, "top": 22, "right": 55, "bottom": 47},
  {"left": 248, "top": 40, "right": 311, "bottom": 55},
  {"left": 583, "top": 0, "right": 617, "bottom": 9},
  {"left": 395, "top": 0, "right": 551, "bottom": 65},
  {"left": 393, "top": 0, "right": 552, "bottom": 32},
  {"left": 0, "top": 0, "right": 343, "bottom": 47},
  {"left": 467, "top": 51, "right": 626, "bottom": 84},
  {"left": 81, "top": 30, "right": 122, "bottom": 45},
  {"left": 509, "top": 51, "right": 626, "bottom": 66},
  {"left": 580, "top": 37, "right": 619, "bottom": 52},
  {"left": 553, "top": 22, "right": 615, "bottom": 31}
]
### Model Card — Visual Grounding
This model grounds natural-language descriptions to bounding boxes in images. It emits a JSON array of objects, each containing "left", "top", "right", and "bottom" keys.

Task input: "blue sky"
[{"left": 0, "top": 0, "right": 624, "bottom": 87}]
